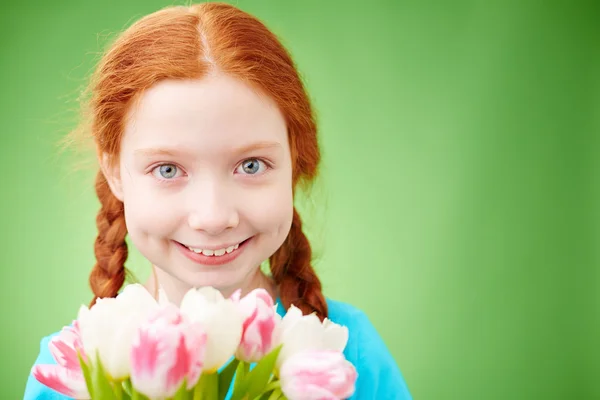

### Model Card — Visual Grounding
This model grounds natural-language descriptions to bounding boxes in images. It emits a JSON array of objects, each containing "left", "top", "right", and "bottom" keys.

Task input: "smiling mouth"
[{"left": 177, "top": 238, "right": 251, "bottom": 257}]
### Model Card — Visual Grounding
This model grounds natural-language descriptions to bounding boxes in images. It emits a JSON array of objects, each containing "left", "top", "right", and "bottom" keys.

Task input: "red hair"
[{"left": 86, "top": 2, "right": 327, "bottom": 319}]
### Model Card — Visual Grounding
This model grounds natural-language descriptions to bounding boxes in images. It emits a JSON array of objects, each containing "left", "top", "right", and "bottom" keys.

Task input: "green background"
[{"left": 1, "top": 0, "right": 598, "bottom": 398}]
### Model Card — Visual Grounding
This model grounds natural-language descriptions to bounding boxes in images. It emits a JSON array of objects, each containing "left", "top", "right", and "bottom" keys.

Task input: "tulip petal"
[
  {"left": 196, "top": 286, "right": 225, "bottom": 302},
  {"left": 32, "top": 364, "right": 90, "bottom": 399},
  {"left": 203, "top": 301, "right": 243, "bottom": 370},
  {"left": 49, "top": 323, "right": 85, "bottom": 371},
  {"left": 158, "top": 286, "right": 171, "bottom": 306},
  {"left": 131, "top": 316, "right": 181, "bottom": 397},
  {"left": 183, "top": 321, "right": 207, "bottom": 389},
  {"left": 276, "top": 313, "right": 323, "bottom": 369},
  {"left": 78, "top": 284, "right": 160, "bottom": 380},
  {"left": 322, "top": 319, "right": 349, "bottom": 353},
  {"left": 131, "top": 305, "right": 207, "bottom": 398},
  {"left": 237, "top": 289, "right": 278, "bottom": 362},
  {"left": 229, "top": 289, "right": 242, "bottom": 302},
  {"left": 180, "top": 288, "right": 242, "bottom": 371},
  {"left": 167, "top": 335, "right": 190, "bottom": 390},
  {"left": 280, "top": 351, "right": 357, "bottom": 400}
]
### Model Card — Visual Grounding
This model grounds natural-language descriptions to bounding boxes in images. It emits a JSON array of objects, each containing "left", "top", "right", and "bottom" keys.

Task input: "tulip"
[
  {"left": 180, "top": 287, "right": 243, "bottom": 372},
  {"left": 274, "top": 305, "right": 349, "bottom": 370},
  {"left": 279, "top": 350, "right": 357, "bottom": 400},
  {"left": 130, "top": 304, "right": 207, "bottom": 399},
  {"left": 32, "top": 322, "right": 90, "bottom": 399},
  {"left": 158, "top": 285, "right": 171, "bottom": 306},
  {"left": 77, "top": 283, "right": 159, "bottom": 379},
  {"left": 235, "top": 288, "right": 278, "bottom": 362}
]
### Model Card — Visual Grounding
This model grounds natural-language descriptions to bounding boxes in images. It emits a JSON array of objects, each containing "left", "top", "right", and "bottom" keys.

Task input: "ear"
[{"left": 100, "top": 153, "right": 124, "bottom": 202}]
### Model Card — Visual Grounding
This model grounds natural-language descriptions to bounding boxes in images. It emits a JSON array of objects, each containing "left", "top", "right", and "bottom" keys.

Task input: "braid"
[
  {"left": 88, "top": 170, "right": 128, "bottom": 307},
  {"left": 270, "top": 208, "right": 328, "bottom": 321}
]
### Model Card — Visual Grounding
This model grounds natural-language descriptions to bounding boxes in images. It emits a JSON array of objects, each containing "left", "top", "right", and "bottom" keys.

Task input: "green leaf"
[
  {"left": 233, "top": 361, "right": 249, "bottom": 394},
  {"left": 252, "top": 382, "right": 278, "bottom": 400},
  {"left": 218, "top": 358, "right": 240, "bottom": 400},
  {"left": 173, "top": 379, "right": 191, "bottom": 400},
  {"left": 77, "top": 352, "right": 94, "bottom": 399},
  {"left": 254, "top": 387, "right": 285, "bottom": 400},
  {"left": 261, "top": 380, "right": 280, "bottom": 394},
  {"left": 193, "top": 372, "right": 218, "bottom": 400},
  {"left": 120, "top": 384, "right": 132, "bottom": 400},
  {"left": 266, "top": 388, "right": 284, "bottom": 400},
  {"left": 244, "top": 345, "right": 282, "bottom": 398},
  {"left": 131, "top": 387, "right": 150, "bottom": 400},
  {"left": 122, "top": 379, "right": 133, "bottom": 396},
  {"left": 193, "top": 383, "right": 201, "bottom": 400},
  {"left": 113, "top": 380, "right": 124, "bottom": 400},
  {"left": 93, "top": 352, "right": 117, "bottom": 399},
  {"left": 231, "top": 345, "right": 282, "bottom": 400}
]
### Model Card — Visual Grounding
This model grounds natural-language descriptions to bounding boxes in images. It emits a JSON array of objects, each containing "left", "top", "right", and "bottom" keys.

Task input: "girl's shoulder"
[
  {"left": 323, "top": 297, "right": 413, "bottom": 400},
  {"left": 325, "top": 297, "right": 373, "bottom": 327},
  {"left": 24, "top": 333, "right": 70, "bottom": 400}
]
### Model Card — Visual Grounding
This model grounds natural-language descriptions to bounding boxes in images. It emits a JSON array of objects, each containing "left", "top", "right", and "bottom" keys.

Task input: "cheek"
[
  {"left": 242, "top": 183, "right": 294, "bottom": 234},
  {"left": 121, "top": 178, "right": 181, "bottom": 236}
]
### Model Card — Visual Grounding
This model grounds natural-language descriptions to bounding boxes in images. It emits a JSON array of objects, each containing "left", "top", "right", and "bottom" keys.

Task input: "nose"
[{"left": 186, "top": 179, "right": 239, "bottom": 235}]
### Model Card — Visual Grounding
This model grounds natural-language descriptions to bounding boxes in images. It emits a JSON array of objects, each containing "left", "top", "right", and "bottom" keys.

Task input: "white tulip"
[
  {"left": 274, "top": 305, "right": 349, "bottom": 370},
  {"left": 179, "top": 287, "right": 243, "bottom": 372},
  {"left": 157, "top": 285, "right": 171, "bottom": 306},
  {"left": 76, "top": 284, "right": 159, "bottom": 380}
]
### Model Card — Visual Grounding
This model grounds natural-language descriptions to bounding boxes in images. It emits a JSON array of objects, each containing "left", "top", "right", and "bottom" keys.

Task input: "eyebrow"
[
  {"left": 134, "top": 148, "right": 189, "bottom": 158},
  {"left": 232, "top": 141, "right": 282, "bottom": 156},
  {"left": 134, "top": 141, "right": 283, "bottom": 158}
]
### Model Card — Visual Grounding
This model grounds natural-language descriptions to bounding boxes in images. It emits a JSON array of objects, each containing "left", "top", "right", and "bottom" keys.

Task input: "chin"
[{"left": 177, "top": 268, "right": 243, "bottom": 293}]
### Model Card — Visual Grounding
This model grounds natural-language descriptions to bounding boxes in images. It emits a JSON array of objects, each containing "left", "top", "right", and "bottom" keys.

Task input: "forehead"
[{"left": 122, "top": 74, "right": 288, "bottom": 152}]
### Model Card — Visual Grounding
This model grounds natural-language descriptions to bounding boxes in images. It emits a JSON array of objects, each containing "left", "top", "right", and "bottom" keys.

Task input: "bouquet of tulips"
[{"left": 32, "top": 284, "right": 358, "bottom": 399}]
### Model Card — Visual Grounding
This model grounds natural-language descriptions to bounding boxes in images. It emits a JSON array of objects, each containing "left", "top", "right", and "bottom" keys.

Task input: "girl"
[{"left": 24, "top": 3, "right": 412, "bottom": 399}]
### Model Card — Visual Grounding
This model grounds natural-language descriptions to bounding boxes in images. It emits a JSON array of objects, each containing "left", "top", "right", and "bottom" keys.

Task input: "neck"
[{"left": 144, "top": 265, "right": 278, "bottom": 306}]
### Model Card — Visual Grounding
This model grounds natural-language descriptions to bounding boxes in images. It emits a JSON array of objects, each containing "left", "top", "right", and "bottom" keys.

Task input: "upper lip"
[{"left": 176, "top": 239, "right": 246, "bottom": 251}]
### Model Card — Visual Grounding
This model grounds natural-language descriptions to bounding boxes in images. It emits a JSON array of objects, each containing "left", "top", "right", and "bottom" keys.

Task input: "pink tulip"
[
  {"left": 130, "top": 304, "right": 207, "bottom": 399},
  {"left": 280, "top": 350, "right": 358, "bottom": 400},
  {"left": 32, "top": 321, "right": 90, "bottom": 399},
  {"left": 235, "top": 288, "right": 278, "bottom": 362}
]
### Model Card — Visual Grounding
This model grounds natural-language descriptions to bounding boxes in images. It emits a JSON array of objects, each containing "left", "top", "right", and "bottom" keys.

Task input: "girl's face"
[{"left": 103, "top": 73, "right": 293, "bottom": 297}]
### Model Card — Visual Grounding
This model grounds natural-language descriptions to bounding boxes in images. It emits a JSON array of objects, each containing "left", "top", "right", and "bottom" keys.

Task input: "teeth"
[
  {"left": 214, "top": 248, "right": 226, "bottom": 256},
  {"left": 186, "top": 242, "right": 243, "bottom": 257}
]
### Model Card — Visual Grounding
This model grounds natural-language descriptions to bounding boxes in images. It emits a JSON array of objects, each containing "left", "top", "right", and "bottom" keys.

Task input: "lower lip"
[{"left": 174, "top": 238, "right": 251, "bottom": 266}]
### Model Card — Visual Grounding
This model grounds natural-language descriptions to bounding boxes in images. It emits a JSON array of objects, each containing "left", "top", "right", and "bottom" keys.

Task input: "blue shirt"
[{"left": 24, "top": 298, "right": 412, "bottom": 399}]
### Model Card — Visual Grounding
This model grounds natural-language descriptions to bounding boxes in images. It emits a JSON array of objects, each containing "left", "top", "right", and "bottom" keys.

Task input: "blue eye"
[
  {"left": 155, "top": 164, "right": 178, "bottom": 179},
  {"left": 239, "top": 158, "right": 265, "bottom": 175}
]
